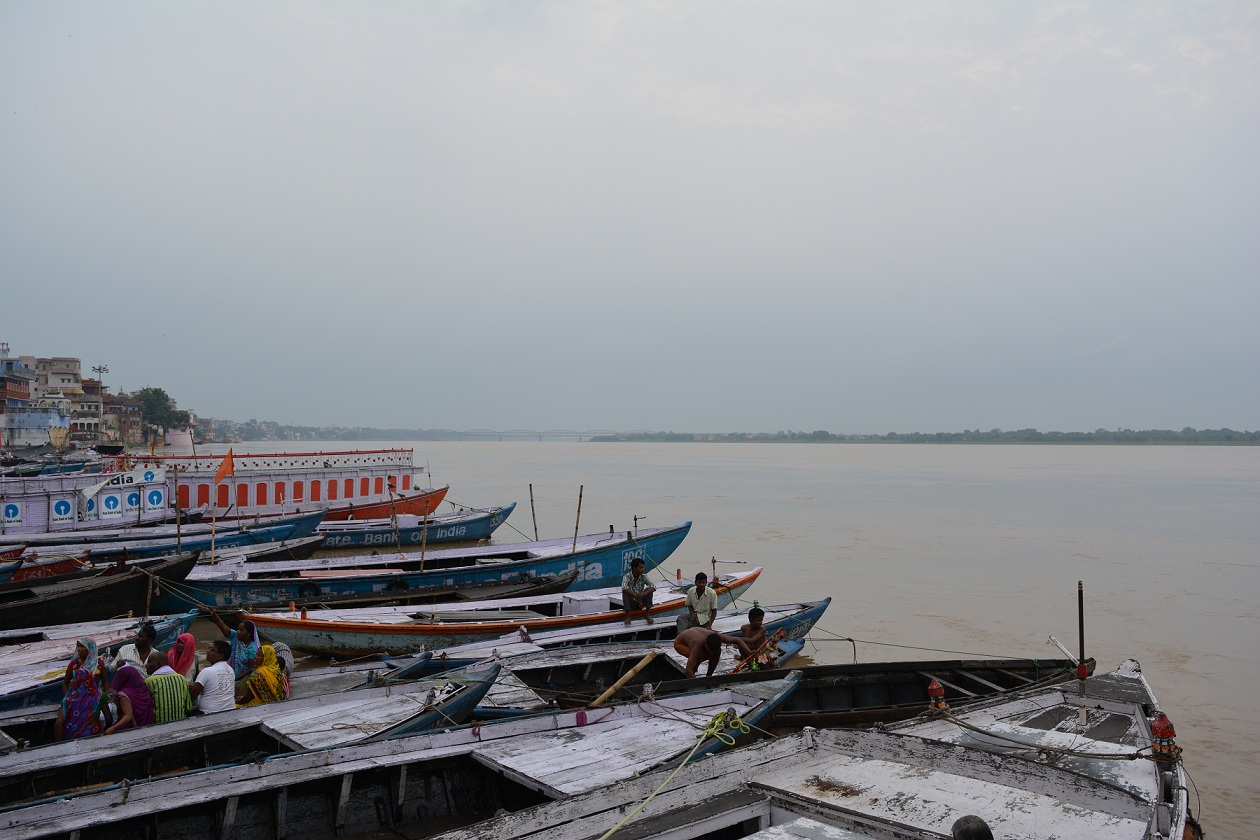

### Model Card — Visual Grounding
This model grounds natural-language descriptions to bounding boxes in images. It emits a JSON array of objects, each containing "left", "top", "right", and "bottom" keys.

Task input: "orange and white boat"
[{"left": 130, "top": 448, "right": 449, "bottom": 522}]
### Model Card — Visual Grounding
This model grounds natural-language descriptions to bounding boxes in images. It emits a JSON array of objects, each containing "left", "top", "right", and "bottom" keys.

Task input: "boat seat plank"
[
  {"left": 950, "top": 669, "right": 1006, "bottom": 693},
  {"left": 471, "top": 701, "right": 756, "bottom": 797},
  {"left": 918, "top": 672, "right": 978, "bottom": 698},
  {"left": 992, "top": 667, "right": 1036, "bottom": 684},
  {"left": 262, "top": 692, "right": 449, "bottom": 750}
]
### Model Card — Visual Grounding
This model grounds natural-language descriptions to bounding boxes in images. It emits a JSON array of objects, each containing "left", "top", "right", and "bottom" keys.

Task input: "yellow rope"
[{"left": 597, "top": 709, "right": 746, "bottom": 839}]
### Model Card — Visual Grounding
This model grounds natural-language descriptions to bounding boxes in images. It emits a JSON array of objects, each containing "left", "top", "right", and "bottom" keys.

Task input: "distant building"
[
  {"left": 2, "top": 343, "right": 71, "bottom": 449},
  {"left": 104, "top": 392, "right": 145, "bottom": 446}
]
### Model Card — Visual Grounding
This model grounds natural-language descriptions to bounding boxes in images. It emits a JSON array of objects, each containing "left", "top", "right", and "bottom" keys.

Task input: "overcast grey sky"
[{"left": 2, "top": 2, "right": 1256, "bottom": 434}]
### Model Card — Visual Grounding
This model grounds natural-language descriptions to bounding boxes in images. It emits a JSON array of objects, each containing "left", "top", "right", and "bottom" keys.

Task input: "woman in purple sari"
[{"left": 105, "top": 665, "right": 155, "bottom": 733}]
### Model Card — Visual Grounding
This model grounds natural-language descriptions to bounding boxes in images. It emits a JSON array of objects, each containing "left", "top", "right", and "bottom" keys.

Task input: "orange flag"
[{"left": 214, "top": 449, "right": 235, "bottom": 484}]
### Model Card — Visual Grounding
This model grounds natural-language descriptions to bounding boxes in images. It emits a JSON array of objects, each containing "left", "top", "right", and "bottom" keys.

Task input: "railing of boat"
[{"left": 127, "top": 448, "right": 416, "bottom": 472}]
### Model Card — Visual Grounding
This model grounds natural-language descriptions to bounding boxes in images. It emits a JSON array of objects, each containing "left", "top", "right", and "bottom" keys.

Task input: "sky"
[{"left": 2, "top": 2, "right": 1257, "bottom": 435}]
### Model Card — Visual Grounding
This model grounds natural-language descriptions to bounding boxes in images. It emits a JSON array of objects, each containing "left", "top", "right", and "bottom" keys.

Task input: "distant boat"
[
  {"left": 316, "top": 503, "right": 516, "bottom": 549},
  {"left": 133, "top": 448, "right": 447, "bottom": 522}
]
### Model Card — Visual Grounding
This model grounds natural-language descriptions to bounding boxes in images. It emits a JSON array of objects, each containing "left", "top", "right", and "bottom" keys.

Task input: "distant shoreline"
[{"left": 189, "top": 426, "right": 1258, "bottom": 445}]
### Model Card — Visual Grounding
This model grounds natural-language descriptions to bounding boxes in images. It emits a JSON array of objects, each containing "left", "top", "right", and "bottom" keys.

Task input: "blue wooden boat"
[
  {"left": 36, "top": 462, "right": 88, "bottom": 476},
  {"left": 0, "top": 561, "right": 20, "bottom": 583},
  {"left": 316, "top": 503, "right": 516, "bottom": 549},
  {"left": 28, "top": 510, "right": 326, "bottom": 562},
  {"left": 161, "top": 521, "right": 693, "bottom": 610}
]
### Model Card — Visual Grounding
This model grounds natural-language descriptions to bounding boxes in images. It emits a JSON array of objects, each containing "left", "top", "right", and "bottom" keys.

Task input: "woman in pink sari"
[{"left": 167, "top": 632, "right": 200, "bottom": 684}]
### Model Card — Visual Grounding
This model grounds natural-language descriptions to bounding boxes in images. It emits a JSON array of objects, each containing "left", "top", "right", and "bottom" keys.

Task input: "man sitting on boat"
[
  {"left": 109, "top": 622, "right": 158, "bottom": 673},
  {"left": 189, "top": 640, "right": 236, "bottom": 713},
  {"left": 673, "top": 626, "right": 753, "bottom": 678},
  {"left": 621, "top": 557, "right": 656, "bottom": 625},
  {"left": 144, "top": 651, "right": 193, "bottom": 723},
  {"left": 675, "top": 572, "right": 718, "bottom": 634}
]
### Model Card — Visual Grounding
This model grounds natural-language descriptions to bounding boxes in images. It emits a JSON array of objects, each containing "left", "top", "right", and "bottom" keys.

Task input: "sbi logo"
[
  {"left": 143, "top": 470, "right": 156, "bottom": 481},
  {"left": 147, "top": 490, "right": 163, "bottom": 506},
  {"left": 54, "top": 500, "right": 72, "bottom": 516},
  {"left": 87, "top": 499, "right": 97, "bottom": 513},
  {"left": 3, "top": 504, "right": 18, "bottom": 518},
  {"left": 127, "top": 492, "right": 140, "bottom": 506},
  {"left": 104, "top": 496, "right": 120, "bottom": 510}
]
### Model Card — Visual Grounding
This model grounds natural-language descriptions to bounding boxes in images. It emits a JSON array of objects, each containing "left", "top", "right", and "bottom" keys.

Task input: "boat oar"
[{"left": 589, "top": 650, "right": 659, "bottom": 707}]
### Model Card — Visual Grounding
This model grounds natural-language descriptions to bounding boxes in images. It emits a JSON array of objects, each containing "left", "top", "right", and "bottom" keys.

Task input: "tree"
[{"left": 131, "top": 387, "right": 191, "bottom": 435}]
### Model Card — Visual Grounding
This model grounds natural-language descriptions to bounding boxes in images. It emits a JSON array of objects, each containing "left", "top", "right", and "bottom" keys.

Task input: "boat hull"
[
  {"left": 249, "top": 565, "right": 756, "bottom": 657},
  {"left": 162, "top": 522, "right": 693, "bottom": 610}
]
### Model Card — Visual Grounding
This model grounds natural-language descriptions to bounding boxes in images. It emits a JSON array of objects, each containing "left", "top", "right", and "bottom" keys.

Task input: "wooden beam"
[
  {"left": 334, "top": 773, "right": 354, "bottom": 834},
  {"left": 219, "top": 796, "right": 239, "bottom": 840},
  {"left": 274, "top": 787, "right": 288, "bottom": 840}
]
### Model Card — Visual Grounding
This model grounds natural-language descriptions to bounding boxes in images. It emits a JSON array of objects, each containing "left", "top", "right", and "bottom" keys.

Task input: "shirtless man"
[
  {"left": 673, "top": 626, "right": 753, "bottom": 678},
  {"left": 740, "top": 607, "right": 767, "bottom": 652}
]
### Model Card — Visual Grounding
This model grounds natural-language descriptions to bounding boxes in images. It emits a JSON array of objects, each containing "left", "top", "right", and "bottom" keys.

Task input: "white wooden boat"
[
  {"left": 245, "top": 567, "right": 761, "bottom": 656},
  {"left": 0, "top": 672, "right": 801, "bottom": 839},
  {"left": 424, "top": 659, "right": 1200, "bottom": 840}
]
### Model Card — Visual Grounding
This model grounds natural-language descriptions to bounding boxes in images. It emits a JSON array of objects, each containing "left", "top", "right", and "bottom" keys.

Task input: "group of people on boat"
[{"left": 54, "top": 612, "right": 293, "bottom": 741}]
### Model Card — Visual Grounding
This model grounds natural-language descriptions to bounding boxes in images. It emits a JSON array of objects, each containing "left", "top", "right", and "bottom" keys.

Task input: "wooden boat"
[
  {"left": 0, "top": 552, "right": 199, "bottom": 630},
  {"left": 0, "top": 612, "right": 201, "bottom": 712},
  {"left": 167, "top": 521, "right": 694, "bottom": 608},
  {"left": 0, "top": 560, "right": 19, "bottom": 583},
  {"left": 647, "top": 654, "right": 1092, "bottom": 730},
  {"left": 0, "top": 506, "right": 271, "bottom": 548},
  {"left": 425, "top": 659, "right": 1198, "bottom": 840},
  {"left": 21, "top": 510, "right": 326, "bottom": 562},
  {"left": 214, "top": 570, "right": 582, "bottom": 617},
  {"left": 316, "top": 503, "right": 517, "bottom": 549},
  {"left": 132, "top": 448, "right": 447, "bottom": 522},
  {"left": 195, "top": 533, "right": 327, "bottom": 566},
  {"left": 246, "top": 566, "right": 760, "bottom": 657},
  {"left": 0, "top": 545, "right": 24, "bottom": 562},
  {"left": 0, "top": 468, "right": 179, "bottom": 534},
  {"left": 0, "top": 661, "right": 500, "bottom": 800},
  {"left": 0, "top": 672, "right": 801, "bottom": 839},
  {"left": 462, "top": 599, "right": 829, "bottom": 716}
]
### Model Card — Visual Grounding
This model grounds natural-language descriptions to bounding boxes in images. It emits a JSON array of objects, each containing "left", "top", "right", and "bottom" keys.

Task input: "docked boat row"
[
  {"left": 0, "top": 448, "right": 1202, "bottom": 840},
  {"left": 0, "top": 448, "right": 448, "bottom": 535}
]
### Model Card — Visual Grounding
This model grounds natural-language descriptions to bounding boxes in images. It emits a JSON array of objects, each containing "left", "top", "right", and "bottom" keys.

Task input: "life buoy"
[{"left": 298, "top": 583, "right": 320, "bottom": 600}]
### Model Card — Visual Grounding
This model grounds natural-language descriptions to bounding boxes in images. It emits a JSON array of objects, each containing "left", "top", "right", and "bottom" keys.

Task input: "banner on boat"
[
  {"left": 2, "top": 501, "right": 22, "bottom": 527},
  {"left": 99, "top": 493, "right": 123, "bottom": 519},
  {"left": 79, "top": 468, "right": 167, "bottom": 516},
  {"left": 51, "top": 498, "right": 75, "bottom": 524}
]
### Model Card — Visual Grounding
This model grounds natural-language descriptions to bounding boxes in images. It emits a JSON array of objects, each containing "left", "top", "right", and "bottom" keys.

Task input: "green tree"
[{"left": 131, "top": 387, "right": 191, "bottom": 435}]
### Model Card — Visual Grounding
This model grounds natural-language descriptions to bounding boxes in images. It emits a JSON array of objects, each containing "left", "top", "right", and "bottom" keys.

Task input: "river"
[{"left": 197, "top": 440, "right": 1256, "bottom": 836}]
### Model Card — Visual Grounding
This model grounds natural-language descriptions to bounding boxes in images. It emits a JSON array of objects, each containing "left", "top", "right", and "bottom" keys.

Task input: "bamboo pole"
[
  {"left": 589, "top": 651, "right": 659, "bottom": 707},
  {"left": 529, "top": 483, "right": 538, "bottom": 541},
  {"left": 571, "top": 485, "right": 584, "bottom": 553}
]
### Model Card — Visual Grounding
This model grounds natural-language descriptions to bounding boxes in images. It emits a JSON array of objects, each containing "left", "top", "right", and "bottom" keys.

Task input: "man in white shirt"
[
  {"left": 676, "top": 572, "right": 718, "bottom": 634},
  {"left": 190, "top": 640, "right": 236, "bottom": 713},
  {"left": 110, "top": 622, "right": 158, "bottom": 673}
]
